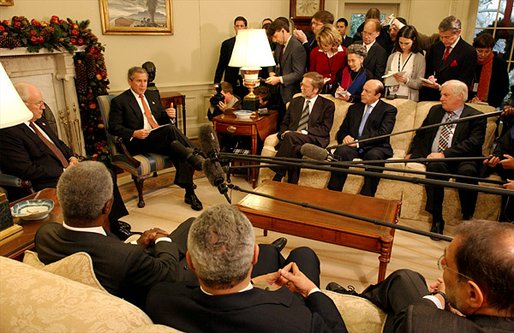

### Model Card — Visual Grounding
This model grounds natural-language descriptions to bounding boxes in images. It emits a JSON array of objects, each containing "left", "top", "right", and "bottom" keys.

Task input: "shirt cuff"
[
  {"left": 301, "top": 130, "right": 308, "bottom": 135},
  {"left": 423, "top": 295, "right": 444, "bottom": 310},
  {"left": 279, "top": 76, "right": 284, "bottom": 84},
  {"left": 307, "top": 287, "right": 321, "bottom": 296},
  {"left": 155, "top": 237, "right": 172, "bottom": 244}
]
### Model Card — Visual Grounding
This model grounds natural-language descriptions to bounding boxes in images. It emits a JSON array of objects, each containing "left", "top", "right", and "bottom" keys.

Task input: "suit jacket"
[
  {"left": 395, "top": 299, "right": 514, "bottom": 332},
  {"left": 279, "top": 95, "right": 335, "bottom": 148},
  {"left": 146, "top": 282, "right": 348, "bottom": 333},
  {"left": 109, "top": 89, "right": 171, "bottom": 142},
  {"left": 469, "top": 54, "right": 510, "bottom": 108},
  {"left": 336, "top": 100, "right": 397, "bottom": 153},
  {"left": 422, "top": 38, "right": 477, "bottom": 101},
  {"left": 0, "top": 119, "right": 73, "bottom": 190},
  {"left": 360, "top": 41, "right": 388, "bottom": 80},
  {"left": 213, "top": 36, "right": 241, "bottom": 86},
  {"left": 408, "top": 104, "right": 486, "bottom": 158},
  {"left": 341, "top": 35, "right": 353, "bottom": 48},
  {"left": 274, "top": 37, "right": 307, "bottom": 103},
  {"left": 35, "top": 222, "right": 185, "bottom": 307}
]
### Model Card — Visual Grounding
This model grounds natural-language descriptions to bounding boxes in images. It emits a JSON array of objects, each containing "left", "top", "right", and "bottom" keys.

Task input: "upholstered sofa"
[
  {"left": 0, "top": 253, "right": 387, "bottom": 333},
  {"left": 259, "top": 95, "right": 501, "bottom": 224}
]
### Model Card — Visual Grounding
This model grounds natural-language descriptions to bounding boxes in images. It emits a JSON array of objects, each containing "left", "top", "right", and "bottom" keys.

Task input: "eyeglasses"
[{"left": 437, "top": 251, "right": 473, "bottom": 281}]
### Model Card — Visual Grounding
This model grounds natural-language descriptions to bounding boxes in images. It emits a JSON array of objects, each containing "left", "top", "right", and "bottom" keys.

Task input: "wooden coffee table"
[{"left": 236, "top": 181, "right": 401, "bottom": 282}]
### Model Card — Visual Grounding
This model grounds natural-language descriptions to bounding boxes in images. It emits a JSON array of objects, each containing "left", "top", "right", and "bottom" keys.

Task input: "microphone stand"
[
  {"left": 227, "top": 183, "right": 453, "bottom": 242},
  {"left": 219, "top": 153, "right": 514, "bottom": 196},
  {"left": 226, "top": 159, "right": 504, "bottom": 186},
  {"left": 326, "top": 110, "right": 503, "bottom": 150}
]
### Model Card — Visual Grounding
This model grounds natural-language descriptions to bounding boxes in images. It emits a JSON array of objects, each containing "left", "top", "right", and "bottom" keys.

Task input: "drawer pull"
[{"left": 227, "top": 125, "right": 237, "bottom": 133}]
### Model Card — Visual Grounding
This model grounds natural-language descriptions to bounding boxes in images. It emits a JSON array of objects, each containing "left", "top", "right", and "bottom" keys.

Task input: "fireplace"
[{"left": 0, "top": 48, "right": 85, "bottom": 155}]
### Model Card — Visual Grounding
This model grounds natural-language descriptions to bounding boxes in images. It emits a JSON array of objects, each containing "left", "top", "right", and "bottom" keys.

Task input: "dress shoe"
[
  {"left": 270, "top": 237, "right": 287, "bottom": 252},
  {"left": 185, "top": 192, "right": 203, "bottom": 211},
  {"left": 272, "top": 173, "right": 283, "bottom": 182},
  {"left": 114, "top": 225, "right": 133, "bottom": 241},
  {"left": 430, "top": 220, "right": 445, "bottom": 241},
  {"left": 326, "top": 282, "right": 359, "bottom": 296}
]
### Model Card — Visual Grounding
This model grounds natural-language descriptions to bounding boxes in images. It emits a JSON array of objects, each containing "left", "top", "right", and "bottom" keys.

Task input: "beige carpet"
[{"left": 119, "top": 171, "right": 448, "bottom": 292}]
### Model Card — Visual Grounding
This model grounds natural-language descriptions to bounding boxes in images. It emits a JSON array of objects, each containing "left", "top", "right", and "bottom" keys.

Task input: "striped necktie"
[
  {"left": 438, "top": 112, "right": 455, "bottom": 152},
  {"left": 298, "top": 100, "right": 310, "bottom": 131}
]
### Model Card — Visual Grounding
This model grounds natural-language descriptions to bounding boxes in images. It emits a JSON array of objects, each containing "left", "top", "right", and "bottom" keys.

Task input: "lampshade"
[
  {"left": 0, "top": 62, "right": 33, "bottom": 129},
  {"left": 228, "top": 29, "right": 275, "bottom": 69}
]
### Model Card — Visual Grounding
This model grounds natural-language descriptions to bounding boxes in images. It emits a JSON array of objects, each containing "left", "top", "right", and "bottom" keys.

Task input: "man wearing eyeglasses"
[{"left": 327, "top": 220, "right": 514, "bottom": 332}]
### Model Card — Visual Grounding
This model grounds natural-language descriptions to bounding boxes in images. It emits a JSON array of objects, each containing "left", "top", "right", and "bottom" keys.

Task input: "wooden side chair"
[{"left": 97, "top": 95, "right": 173, "bottom": 208}]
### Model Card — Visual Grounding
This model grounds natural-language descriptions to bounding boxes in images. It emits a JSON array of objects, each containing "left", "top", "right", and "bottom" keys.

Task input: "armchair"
[{"left": 97, "top": 95, "right": 174, "bottom": 208}]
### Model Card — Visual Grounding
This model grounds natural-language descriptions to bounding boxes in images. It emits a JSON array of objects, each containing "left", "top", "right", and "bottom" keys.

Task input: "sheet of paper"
[{"left": 150, "top": 124, "right": 171, "bottom": 132}]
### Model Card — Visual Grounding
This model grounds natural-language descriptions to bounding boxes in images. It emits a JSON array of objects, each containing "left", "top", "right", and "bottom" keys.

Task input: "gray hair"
[
  {"left": 347, "top": 44, "right": 367, "bottom": 58},
  {"left": 441, "top": 80, "right": 468, "bottom": 101},
  {"left": 57, "top": 161, "right": 113, "bottom": 225},
  {"left": 438, "top": 16, "right": 461, "bottom": 33},
  {"left": 127, "top": 66, "right": 148, "bottom": 80},
  {"left": 187, "top": 204, "right": 255, "bottom": 289},
  {"left": 14, "top": 82, "right": 35, "bottom": 103}
]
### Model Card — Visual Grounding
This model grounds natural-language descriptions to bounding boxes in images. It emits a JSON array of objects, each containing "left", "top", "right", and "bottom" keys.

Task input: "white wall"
[{"left": 0, "top": 0, "right": 478, "bottom": 135}]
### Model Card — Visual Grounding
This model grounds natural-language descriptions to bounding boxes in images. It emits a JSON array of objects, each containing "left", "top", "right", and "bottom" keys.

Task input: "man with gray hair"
[
  {"left": 407, "top": 80, "right": 486, "bottom": 237},
  {"left": 421, "top": 16, "right": 477, "bottom": 101},
  {"left": 35, "top": 161, "right": 196, "bottom": 308},
  {"left": 0, "top": 82, "right": 130, "bottom": 239},
  {"left": 146, "top": 204, "right": 347, "bottom": 332}
]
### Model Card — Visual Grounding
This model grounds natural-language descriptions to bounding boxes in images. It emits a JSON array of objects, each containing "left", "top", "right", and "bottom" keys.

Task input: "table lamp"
[
  {"left": 0, "top": 63, "right": 33, "bottom": 129},
  {"left": 228, "top": 29, "right": 275, "bottom": 111}
]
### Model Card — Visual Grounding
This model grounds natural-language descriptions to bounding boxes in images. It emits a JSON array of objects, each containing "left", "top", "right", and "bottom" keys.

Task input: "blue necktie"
[{"left": 358, "top": 105, "right": 372, "bottom": 137}]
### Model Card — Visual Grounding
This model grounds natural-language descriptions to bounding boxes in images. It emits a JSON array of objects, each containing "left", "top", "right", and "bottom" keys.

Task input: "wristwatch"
[{"left": 431, "top": 291, "right": 450, "bottom": 310}]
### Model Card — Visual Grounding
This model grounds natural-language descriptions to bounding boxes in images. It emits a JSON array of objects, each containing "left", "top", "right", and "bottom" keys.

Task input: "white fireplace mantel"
[{"left": 0, "top": 47, "right": 86, "bottom": 155}]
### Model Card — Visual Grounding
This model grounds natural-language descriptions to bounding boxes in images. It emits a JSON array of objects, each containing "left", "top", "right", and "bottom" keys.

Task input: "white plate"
[{"left": 11, "top": 199, "right": 54, "bottom": 220}]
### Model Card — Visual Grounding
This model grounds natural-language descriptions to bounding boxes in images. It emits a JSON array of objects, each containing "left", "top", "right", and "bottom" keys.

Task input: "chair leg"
[{"left": 132, "top": 175, "right": 146, "bottom": 208}]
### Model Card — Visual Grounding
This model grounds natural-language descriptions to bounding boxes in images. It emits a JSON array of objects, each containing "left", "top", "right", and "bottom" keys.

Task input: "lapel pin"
[{"left": 151, "top": 101, "right": 155, "bottom": 105}]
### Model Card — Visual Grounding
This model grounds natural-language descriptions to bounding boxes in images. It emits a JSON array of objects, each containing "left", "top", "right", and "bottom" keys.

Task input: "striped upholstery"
[{"left": 97, "top": 95, "right": 173, "bottom": 207}]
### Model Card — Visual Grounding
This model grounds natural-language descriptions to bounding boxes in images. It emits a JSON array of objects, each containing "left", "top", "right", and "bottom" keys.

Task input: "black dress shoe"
[
  {"left": 272, "top": 173, "right": 283, "bottom": 182},
  {"left": 270, "top": 237, "right": 287, "bottom": 251},
  {"left": 185, "top": 192, "right": 203, "bottom": 211},
  {"left": 430, "top": 220, "right": 445, "bottom": 241},
  {"left": 326, "top": 282, "right": 359, "bottom": 296},
  {"left": 114, "top": 226, "right": 133, "bottom": 241}
]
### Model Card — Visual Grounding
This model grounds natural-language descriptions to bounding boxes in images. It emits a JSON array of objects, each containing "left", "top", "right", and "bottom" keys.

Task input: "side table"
[
  {"left": 160, "top": 91, "right": 187, "bottom": 135},
  {"left": 213, "top": 111, "right": 278, "bottom": 187}
]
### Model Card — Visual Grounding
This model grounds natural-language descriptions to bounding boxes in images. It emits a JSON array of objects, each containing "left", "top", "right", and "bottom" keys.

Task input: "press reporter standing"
[{"left": 384, "top": 25, "right": 425, "bottom": 101}]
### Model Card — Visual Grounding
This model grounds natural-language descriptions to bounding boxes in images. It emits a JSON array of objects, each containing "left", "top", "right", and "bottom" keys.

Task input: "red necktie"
[
  {"left": 443, "top": 46, "right": 451, "bottom": 62},
  {"left": 139, "top": 94, "right": 159, "bottom": 129},
  {"left": 29, "top": 122, "right": 69, "bottom": 168}
]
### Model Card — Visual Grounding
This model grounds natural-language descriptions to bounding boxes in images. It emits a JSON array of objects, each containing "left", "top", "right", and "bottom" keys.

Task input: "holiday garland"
[{"left": 0, "top": 16, "right": 110, "bottom": 162}]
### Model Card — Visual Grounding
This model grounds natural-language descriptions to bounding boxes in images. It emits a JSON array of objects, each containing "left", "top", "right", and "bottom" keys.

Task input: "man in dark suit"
[
  {"left": 408, "top": 80, "right": 485, "bottom": 236},
  {"left": 213, "top": 16, "right": 247, "bottom": 98},
  {"left": 327, "top": 80, "right": 397, "bottom": 196},
  {"left": 266, "top": 17, "right": 307, "bottom": 116},
  {"left": 421, "top": 16, "right": 477, "bottom": 101},
  {"left": 0, "top": 83, "right": 130, "bottom": 239},
  {"left": 336, "top": 18, "right": 353, "bottom": 48},
  {"left": 292, "top": 10, "right": 334, "bottom": 71},
  {"left": 108, "top": 66, "right": 203, "bottom": 211},
  {"left": 271, "top": 72, "right": 335, "bottom": 184},
  {"left": 358, "top": 19, "right": 388, "bottom": 80},
  {"left": 327, "top": 220, "right": 514, "bottom": 332},
  {"left": 35, "top": 161, "right": 197, "bottom": 309},
  {"left": 146, "top": 204, "right": 348, "bottom": 333}
]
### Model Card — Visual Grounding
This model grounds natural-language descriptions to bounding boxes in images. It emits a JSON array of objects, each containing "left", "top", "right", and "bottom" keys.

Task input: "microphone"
[
  {"left": 203, "top": 158, "right": 231, "bottom": 203},
  {"left": 169, "top": 140, "right": 204, "bottom": 171},
  {"left": 198, "top": 124, "right": 230, "bottom": 203},
  {"left": 199, "top": 124, "right": 220, "bottom": 160},
  {"left": 301, "top": 143, "right": 337, "bottom": 162}
]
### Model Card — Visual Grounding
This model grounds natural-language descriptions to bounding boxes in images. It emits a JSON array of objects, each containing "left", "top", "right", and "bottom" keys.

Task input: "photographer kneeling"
[{"left": 207, "top": 82, "right": 241, "bottom": 121}]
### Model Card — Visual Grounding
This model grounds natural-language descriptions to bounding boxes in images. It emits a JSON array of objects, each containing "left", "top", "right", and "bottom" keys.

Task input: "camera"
[{"left": 210, "top": 84, "right": 225, "bottom": 107}]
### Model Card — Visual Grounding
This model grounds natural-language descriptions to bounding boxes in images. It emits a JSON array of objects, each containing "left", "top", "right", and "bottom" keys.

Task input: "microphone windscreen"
[
  {"left": 199, "top": 124, "right": 220, "bottom": 158},
  {"left": 301, "top": 143, "right": 329, "bottom": 161},
  {"left": 202, "top": 159, "right": 225, "bottom": 186}
]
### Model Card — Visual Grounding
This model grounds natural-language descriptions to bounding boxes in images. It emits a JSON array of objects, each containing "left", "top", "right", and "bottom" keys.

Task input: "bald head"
[
  {"left": 361, "top": 79, "right": 384, "bottom": 105},
  {"left": 14, "top": 83, "right": 44, "bottom": 122}
]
